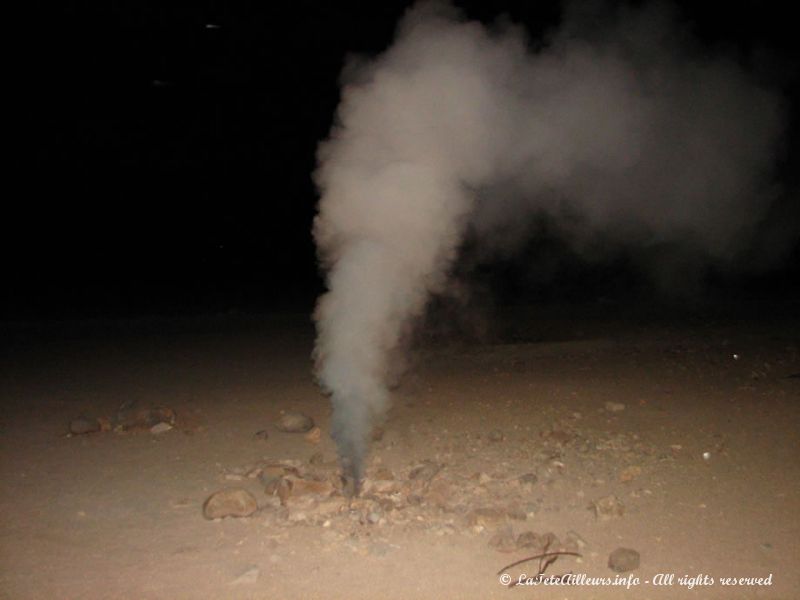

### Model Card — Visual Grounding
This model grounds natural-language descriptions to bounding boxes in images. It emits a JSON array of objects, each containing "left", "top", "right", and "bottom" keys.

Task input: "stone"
[
  {"left": 287, "top": 478, "right": 335, "bottom": 498},
  {"left": 275, "top": 411, "right": 315, "bottom": 433},
  {"left": 203, "top": 488, "right": 258, "bottom": 519},
  {"left": 150, "top": 422, "right": 173, "bottom": 434},
  {"left": 604, "top": 401, "right": 626, "bottom": 412},
  {"left": 409, "top": 460, "right": 441, "bottom": 482},
  {"left": 264, "top": 477, "right": 292, "bottom": 506},
  {"left": 608, "top": 547, "right": 640, "bottom": 572},
  {"left": 591, "top": 495, "right": 625, "bottom": 520},
  {"left": 116, "top": 405, "right": 176, "bottom": 431},
  {"left": 304, "top": 426, "right": 322, "bottom": 444},
  {"left": 372, "top": 467, "right": 395, "bottom": 481},
  {"left": 466, "top": 507, "right": 506, "bottom": 527},
  {"left": 618, "top": 465, "right": 642, "bottom": 483}
]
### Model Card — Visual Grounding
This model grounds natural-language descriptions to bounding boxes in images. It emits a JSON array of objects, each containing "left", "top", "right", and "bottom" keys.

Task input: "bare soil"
[{"left": 1, "top": 306, "right": 798, "bottom": 599}]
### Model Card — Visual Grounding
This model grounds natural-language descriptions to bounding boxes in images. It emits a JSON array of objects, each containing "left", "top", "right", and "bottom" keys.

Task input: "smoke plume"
[{"left": 312, "top": 0, "right": 785, "bottom": 483}]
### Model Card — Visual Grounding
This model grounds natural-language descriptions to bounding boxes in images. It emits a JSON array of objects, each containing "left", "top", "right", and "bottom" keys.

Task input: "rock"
[
  {"left": 70, "top": 416, "right": 101, "bottom": 435},
  {"left": 97, "top": 417, "right": 112, "bottom": 432},
  {"left": 287, "top": 478, "right": 335, "bottom": 498},
  {"left": 253, "top": 430, "right": 269, "bottom": 441},
  {"left": 203, "top": 488, "right": 258, "bottom": 519},
  {"left": 608, "top": 547, "right": 640, "bottom": 572},
  {"left": 373, "top": 467, "right": 395, "bottom": 481},
  {"left": 309, "top": 452, "right": 325, "bottom": 465},
  {"left": 591, "top": 495, "right": 625, "bottom": 520},
  {"left": 518, "top": 473, "right": 538, "bottom": 486},
  {"left": 466, "top": 507, "right": 506, "bottom": 527},
  {"left": 304, "top": 426, "right": 322, "bottom": 444},
  {"left": 229, "top": 566, "right": 259, "bottom": 586},
  {"left": 264, "top": 477, "right": 292, "bottom": 506},
  {"left": 150, "top": 422, "right": 173, "bottom": 434},
  {"left": 489, "top": 526, "right": 517, "bottom": 553},
  {"left": 618, "top": 465, "right": 642, "bottom": 483},
  {"left": 275, "top": 411, "right": 315, "bottom": 433},
  {"left": 409, "top": 460, "right": 441, "bottom": 482},
  {"left": 306, "top": 496, "right": 347, "bottom": 518},
  {"left": 604, "top": 401, "right": 626, "bottom": 412},
  {"left": 116, "top": 405, "right": 176, "bottom": 431},
  {"left": 258, "top": 465, "right": 289, "bottom": 486}
]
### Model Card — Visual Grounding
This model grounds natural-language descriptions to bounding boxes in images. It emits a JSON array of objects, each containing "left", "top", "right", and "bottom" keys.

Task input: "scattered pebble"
[
  {"left": 203, "top": 488, "right": 258, "bottom": 520},
  {"left": 604, "top": 402, "right": 626, "bottom": 412},
  {"left": 591, "top": 495, "right": 625, "bottom": 520},
  {"left": 275, "top": 411, "right": 315, "bottom": 433},
  {"left": 253, "top": 430, "right": 269, "bottom": 441},
  {"left": 608, "top": 547, "right": 640, "bottom": 572}
]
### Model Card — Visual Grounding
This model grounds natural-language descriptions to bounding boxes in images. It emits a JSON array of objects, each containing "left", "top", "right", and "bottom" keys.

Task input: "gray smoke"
[{"left": 312, "top": 0, "right": 785, "bottom": 482}]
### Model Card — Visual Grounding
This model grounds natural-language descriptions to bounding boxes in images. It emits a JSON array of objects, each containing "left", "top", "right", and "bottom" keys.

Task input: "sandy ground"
[{"left": 1, "top": 305, "right": 798, "bottom": 600}]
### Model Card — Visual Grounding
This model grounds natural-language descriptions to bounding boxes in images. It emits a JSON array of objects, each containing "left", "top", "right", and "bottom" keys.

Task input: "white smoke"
[{"left": 312, "top": 0, "right": 785, "bottom": 483}]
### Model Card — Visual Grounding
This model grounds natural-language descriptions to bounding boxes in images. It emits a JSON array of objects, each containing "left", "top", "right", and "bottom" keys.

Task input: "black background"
[{"left": 11, "top": 0, "right": 799, "bottom": 320}]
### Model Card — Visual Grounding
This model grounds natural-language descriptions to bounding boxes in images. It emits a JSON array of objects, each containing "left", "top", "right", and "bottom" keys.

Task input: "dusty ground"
[{"left": 1, "top": 305, "right": 798, "bottom": 599}]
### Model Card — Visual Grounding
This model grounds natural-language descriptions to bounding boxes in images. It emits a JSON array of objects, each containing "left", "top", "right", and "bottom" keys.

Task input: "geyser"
[{"left": 312, "top": 0, "right": 784, "bottom": 488}]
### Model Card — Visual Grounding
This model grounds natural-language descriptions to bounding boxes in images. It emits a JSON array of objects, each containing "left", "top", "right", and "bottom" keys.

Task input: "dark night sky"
[{"left": 10, "top": 1, "right": 799, "bottom": 320}]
